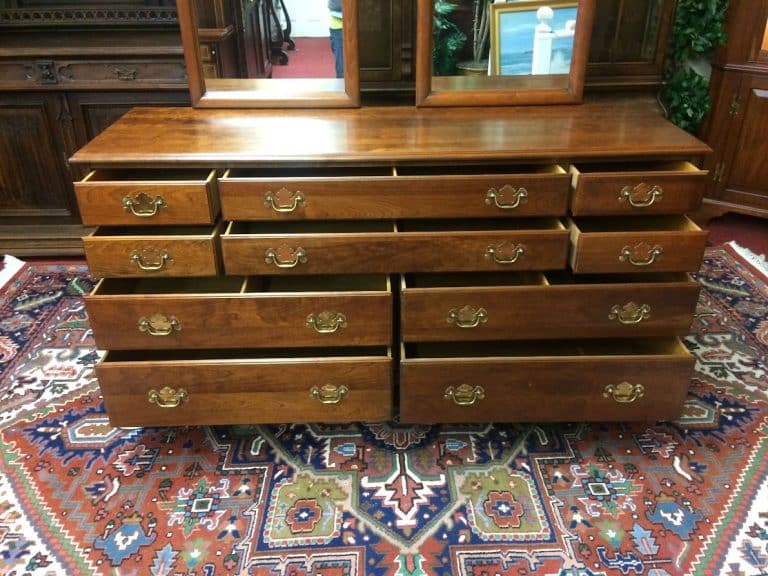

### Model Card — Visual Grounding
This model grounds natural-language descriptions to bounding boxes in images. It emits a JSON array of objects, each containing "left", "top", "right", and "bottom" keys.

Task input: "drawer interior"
[
  {"left": 397, "top": 218, "right": 564, "bottom": 232},
  {"left": 90, "top": 225, "right": 216, "bottom": 237},
  {"left": 394, "top": 164, "right": 566, "bottom": 176},
  {"left": 226, "top": 220, "right": 394, "bottom": 235},
  {"left": 570, "top": 160, "right": 700, "bottom": 176},
  {"left": 92, "top": 276, "right": 246, "bottom": 295},
  {"left": 223, "top": 166, "right": 392, "bottom": 179},
  {"left": 82, "top": 168, "right": 215, "bottom": 184},
  {"left": 403, "top": 272, "right": 546, "bottom": 289},
  {"left": 570, "top": 215, "right": 700, "bottom": 233},
  {"left": 102, "top": 346, "right": 391, "bottom": 363},
  {"left": 544, "top": 271, "right": 694, "bottom": 285},
  {"left": 246, "top": 274, "right": 390, "bottom": 293},
  {"left": 403, "top": 338, "right": 690, "bottom": 360}
]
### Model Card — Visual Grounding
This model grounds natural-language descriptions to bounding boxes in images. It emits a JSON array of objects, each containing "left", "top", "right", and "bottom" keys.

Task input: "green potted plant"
[
  {"left": 433, "top": 0, "right": 467, "bottom": 75},
  {"left": 457, "top": 0, "right": 492, "bottom": 76}
]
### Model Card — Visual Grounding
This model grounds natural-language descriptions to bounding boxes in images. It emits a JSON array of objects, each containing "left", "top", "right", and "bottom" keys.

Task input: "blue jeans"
[{"left": 330, "top": 28, "right": 344, "bottom": 78}]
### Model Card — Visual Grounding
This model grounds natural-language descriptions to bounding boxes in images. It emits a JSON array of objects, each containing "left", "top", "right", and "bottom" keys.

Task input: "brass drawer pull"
[
  {"left": 619, "top": 244, "right": 663, "bottom": 267},
  {"left": 447, "top": 305, "right": 488, "bottom": 328},
  {"left": 486, "top": 242, "right": 525, "bottom": 265},
  {"left": 603, "top": 381, "right": 645, "bottom": 404},
  {"left": 619, "top": 184, "right": 663, "bottom": 208},
  {"left": 138, "top": 314, "right": 181, "bottom": 336},
  {"left": 485, "top": 185, "right": 528, "bottom": 210},
  {"left": 264, "top": 188, "right": 305, "bottom": 213},
  {"left": 444, "top": 384, "right": 485, "bottom": 406},
  {"left": 306, "top": 311, "right": 347, "bottom": 334},
  {"left": 310, "top": 383, "right": 349, "bottom": 404},
  {"left": 609, "top": 302, "right": 651, "bottom": 325},
  {"left": 130, "top": 250, "right": 172, "bottom": 271},
  {"left": 148, "top": 386, "right": 188, "bottom": 408},
  {"left": 122, "top": 192, "right": 166, "bottom": 217},
  {"left": 264, "top": 247, "right": 307, "bottom": 268}
]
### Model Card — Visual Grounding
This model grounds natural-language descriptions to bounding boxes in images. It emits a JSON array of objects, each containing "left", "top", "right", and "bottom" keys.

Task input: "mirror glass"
[
  {"left": 416, "top": 0, "right": 595, "bottom": 106},
  {"left": 762, "top": 18, "right": 768, "bottom": 52},
  {"left": 178, "top": 0, "right": 359, "bottom": 108}
]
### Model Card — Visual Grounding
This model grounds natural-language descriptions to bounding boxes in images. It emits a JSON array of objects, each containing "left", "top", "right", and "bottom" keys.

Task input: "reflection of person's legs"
[{"left": 330, "top": 28, "right": 344, "bottom": 78}]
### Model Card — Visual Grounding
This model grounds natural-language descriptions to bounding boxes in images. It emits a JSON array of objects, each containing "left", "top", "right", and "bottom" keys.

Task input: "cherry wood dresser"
[{"left": 70, "top": 96, "right": 711, "bottom": 427}]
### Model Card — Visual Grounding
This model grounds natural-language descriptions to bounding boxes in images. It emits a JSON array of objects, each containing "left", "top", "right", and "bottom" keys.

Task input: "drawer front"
[
  {"left": 57, "top": 59, "right": 187, "bottom": 86},
  {"left": 86, "top": 291, "right": 392, "bottom": 349},
  {"left": 83, "top": 232, "right": 219, "bottom": 278},
  {"left": 223, "top": 228, "right": 569, "bottom": 275},
  {"left": 220, "top": 171, "right": 569, "bottom": 220},
  {"left": 401, "top": 281, "right": 701, "bottom": 342},
  {"left": 400, "top": 345, "right": 693, "bottom": 423},
  {"left": 570, "top": 163, "right": 707, "bottom": 216},
  {"left": 76, "top": 170, "right": 218, "bottom": 226},
  {"left": 569, "top": 219, "right": 707, "bottom": 274},
  {"left": 97, "top": 353, "right": 392, "bottom": 426}
]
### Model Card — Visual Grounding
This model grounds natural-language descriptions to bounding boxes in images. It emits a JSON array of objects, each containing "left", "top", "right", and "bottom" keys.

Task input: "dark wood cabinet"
[
  {"left": 0, "top": 2, "right": 190, "bottom": 256},
  {"left": 699, "top": 0, "right": 768, "bottom": 220}
]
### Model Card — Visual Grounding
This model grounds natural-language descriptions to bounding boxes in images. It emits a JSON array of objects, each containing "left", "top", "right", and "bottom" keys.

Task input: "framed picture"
[{"left": 491, "top": 1, "right": 580, "bottom": 77}]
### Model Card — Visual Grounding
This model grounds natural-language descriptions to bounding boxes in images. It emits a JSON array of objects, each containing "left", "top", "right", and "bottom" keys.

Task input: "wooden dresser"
[{"left": 70, "top": 96, "right": 711, "bottom": 427}]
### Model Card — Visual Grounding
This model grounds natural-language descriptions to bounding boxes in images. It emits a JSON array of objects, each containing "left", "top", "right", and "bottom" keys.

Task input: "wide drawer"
[
  {"left": 221, "top": 219, "right": 569, "bottom": 275},
  {"left": 76, "top": 169, "right": 219, "bottom": 226},
  {"left": 83, "top": 224, "right": 221, "bottom": 278},
  {"left": 400, "top": 272, "right": 701, "bottom": 342},
  {"left": 568, "top": 216, "right": 707, "bottom": 274},
  {"left": 400, "top": 339, "right": 693, "bottom": 423},
  {"left": 96, "top": 348, "right": 392, "bottom": 426},
  {"left": 86, "top": 275, "right": 392, "bottom": 349},
  {"left": 219, "top": 164, "right": 569, "bottom": 220},
  {"left": 57, "top": 59, "right": 187, "bottom": 85},
  {"left": 569, "top": 161, "right": 707, "bottom": 216}
]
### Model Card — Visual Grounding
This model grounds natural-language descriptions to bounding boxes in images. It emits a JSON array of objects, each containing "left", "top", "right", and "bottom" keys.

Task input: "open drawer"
[
  {"left": 83, "top": 223, "right": 223, "bottom": 278},
  {"left": 569, "top": 161, "right": 706, "bottom": 216},
  {"left": 86, "top": 275, "right": 392, "bottom": 349},
  {"left": 400, "top": 271, "right": 701, "bottom": 342},
  {"left": 76, "top": 169, "right": 219, "bottom": 225},
  {"left": 219, "top": 164, "right": 569, "bottom": 220},
  {"left": 96, "top": 347, "right": 393, "bottom": 426},
  {"left": 399, "top": 339, "right": 694, "bottom": 423},
  {"left": 567, "top": 216, "right": 708, "bottom": 274}
]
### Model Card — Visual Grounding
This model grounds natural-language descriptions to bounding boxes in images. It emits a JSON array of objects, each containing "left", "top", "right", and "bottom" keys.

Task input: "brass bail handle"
[
  {"left": 122, "top": 192, "right": 166, "bottom": 217},
  {"left": 486, "top": 243, "right": 526, "bottom": 265},
  {"left": 609, "top": 302, "right": 651, "bottom": 325},
  {"left": 264, "top": 189, "right": 305, "bottom": 213},
  {"left": 306, "top": 312, "right": 347, "bottom": 334},
  {"left": 444, "top": 384, "right": 486, "bottom": 406},
  {"left": 148, "top": 386, "right": 188, "bottom": 408},
  {"left": 264, "top": 247, "right": 307, "bottom": 268},
  {"left": 447, "top": 306, "right": 488, "bottom": 329},
  {"left": 619, "top": 245, "right": 663, "bottom": 267},
  {"left": 310, "top": 383, "right": 349, "bottom": 404},
  {"left": 138, "top": 314, "right": 181, "bottom": 336},
  {"left": 130, "top": 250, "right": 171, "bottom": 271},
  {"left": 619, "top": 184, "right": 663, "bottom": 208},
  {"left": 603, "top": 382, "right": 645, "bottom": 404},
  {"left": 485, "top": 185, "right": 528, "bottom": 210}
]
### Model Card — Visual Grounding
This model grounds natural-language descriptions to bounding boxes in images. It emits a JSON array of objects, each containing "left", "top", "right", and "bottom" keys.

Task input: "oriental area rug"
[{"left": 1, "top": 246, "right": 767, "bottom": 576}]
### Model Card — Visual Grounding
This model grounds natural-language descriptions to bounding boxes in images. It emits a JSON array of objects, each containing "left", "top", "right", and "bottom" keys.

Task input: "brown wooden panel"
[
  {"left": 727, "top": 78, "right": 768, "bottom": 194},
  {"left": 400, "top": 340, "right": 693, "bottom": 423},
  {"left": 97, "top": 351, "right": 393, "bottom": 426},
  {"left": 56, "top": 59, "right": 187, "bottom": 86},
  {"left": 401, "top": 274, "right": 701, "bottom": 342}
]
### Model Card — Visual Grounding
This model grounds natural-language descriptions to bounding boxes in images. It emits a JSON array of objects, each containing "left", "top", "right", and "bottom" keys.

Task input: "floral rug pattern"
[{"left": 0, "top": 246, "right": 767, "bottom": 576}]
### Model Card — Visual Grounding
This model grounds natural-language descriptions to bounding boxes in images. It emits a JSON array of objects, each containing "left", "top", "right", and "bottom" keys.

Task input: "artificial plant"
[
  {"left": 662, "top": 0, "right": 728, "bottom": 134},
  {"left": 433, "top": 0, "right": 467, "bottom": 75}
]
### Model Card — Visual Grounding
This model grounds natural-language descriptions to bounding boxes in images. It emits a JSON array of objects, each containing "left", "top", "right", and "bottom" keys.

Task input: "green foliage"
[
  {"left": 433, "top": 0, "right": 467, "bottom": 76},
  {"left": 662, "top": 0, "right": 728, "bottom": 134}
]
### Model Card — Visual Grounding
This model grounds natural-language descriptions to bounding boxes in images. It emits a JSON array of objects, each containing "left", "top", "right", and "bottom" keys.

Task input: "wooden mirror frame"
[
  {"left": 177, "top": 0, "right": 360, "bottom": 108},
  {"left": 415, "top": 0, "right": 595, "bottom": 107}
]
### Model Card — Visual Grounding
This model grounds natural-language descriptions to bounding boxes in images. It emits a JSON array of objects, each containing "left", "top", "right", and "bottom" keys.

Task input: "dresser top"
[{"left": 71, "top": 96, "right": 711, "bottom": 167}]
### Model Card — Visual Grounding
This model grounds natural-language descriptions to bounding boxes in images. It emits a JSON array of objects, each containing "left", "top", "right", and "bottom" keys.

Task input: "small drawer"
[
  {"left": 399, "top": 339, "right": 694, "bottom": 423},
  {"left": 56, "top": 59, "right": 187, "bottom": 85},
  {"left": 569, "top": 161, "right": 707, "bottom": 216},
  {"left": 86, "top": 275, "right": 392, "bottom": 349},
  {"left": 221, "top": 219, "right": 569, "bottom": 275},
  {"left": 96, "top": 347, "right": 393, "bottom": 427},
  {"left": 568, "top": 216, "right": 707, "bottom": 274},
  {"left": 219, "top": 164, "right": 569, "bottom": 220},
  {"left": 76, "top": 169, "right": 219, "bottom": 226},
  {"left": 400, "top": 271, "right": 701, "bottom": 342},
  {"left": 83, "top": 224, "right": 221, "bottom": 278}
]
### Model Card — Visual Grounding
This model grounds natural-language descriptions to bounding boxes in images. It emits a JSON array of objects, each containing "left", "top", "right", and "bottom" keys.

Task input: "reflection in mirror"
[
  {"left": 178, "top": 0, "right": 359, "bottom": 108},
  {"left": 416, "top": 0, "right": 595, "bottom": 106},
  {"left": 763, "top": 18, "right": 768, "bottom": 52}
]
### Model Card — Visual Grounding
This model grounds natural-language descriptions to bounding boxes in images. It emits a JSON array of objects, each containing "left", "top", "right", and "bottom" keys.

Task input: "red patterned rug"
[{"left": 1, "top": 247, "right": 767, "bottom": 576}]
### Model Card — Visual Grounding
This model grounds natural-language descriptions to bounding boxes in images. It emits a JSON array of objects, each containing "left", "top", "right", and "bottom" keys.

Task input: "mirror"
[
  {"left": 416, "top": 0, "right": 595, "bottom": 106},
  {"left": 177, "top": 0, "right": 360, "bottom": 108}
]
